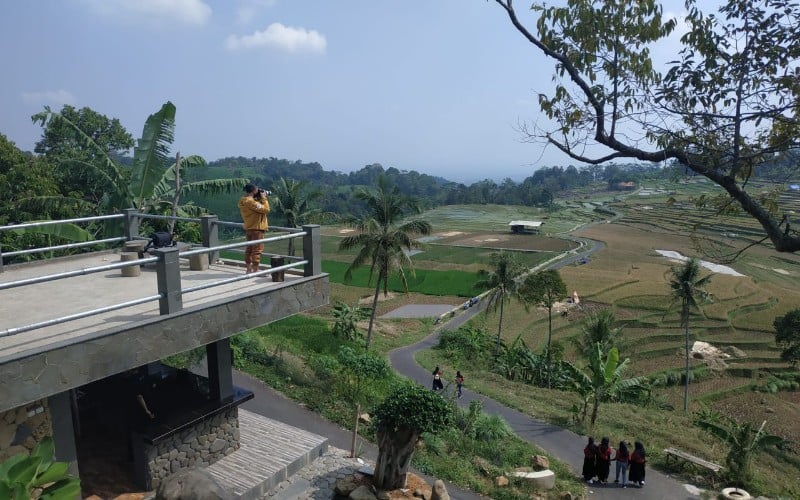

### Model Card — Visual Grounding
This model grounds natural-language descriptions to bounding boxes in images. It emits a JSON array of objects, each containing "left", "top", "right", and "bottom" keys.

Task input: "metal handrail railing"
[
  {"left": 3, "top": 237, "right": 127, "bottom": 258},
  {"left": 0, "top": 256, "right": 159, "bottom": 291},
  {"left": 213, "top": 220, "right": 303, "bottom": 233},
  {"left": 139, "top": 214, "right": 201, "bottom": 223},
  {"left": 182, "top": 261, "right": 307, "bottom": 294},
  {"left": 180, "top": 231, "right": 306, "bottom": 257},
  {"left": 0, "top": 294, "right": 163, "bottom": 338},
  {"left": 0, "top": 214, "right": 124, "bottom": 232}
]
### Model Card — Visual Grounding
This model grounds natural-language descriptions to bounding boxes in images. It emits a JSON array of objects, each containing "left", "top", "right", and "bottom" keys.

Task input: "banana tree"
[
  {"left": 33, "top": 102, "right": 247, "bottom": 239},
  {"left": 570, "top": 343, "right": 645, "bottom": 426}
]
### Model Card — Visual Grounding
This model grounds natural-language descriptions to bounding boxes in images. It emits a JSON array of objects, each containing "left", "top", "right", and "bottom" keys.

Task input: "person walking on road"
[
  {"left": 455, "top": 371, "right": 464, "bottom": 398},
  {"left": 596, "top": 437, "right": 612, "bottom": 484},
  {"left": 582, "top": 437, "right": 597, "bottom": 483},
  {"left": 614, "top": 440, "right": 630, "bottom": 488},
  {"left": 432, "top": 366, "right": 444, "bottom": 391},
  {"left": 629, "top": 441, "right": 647, "bottom": 487}
]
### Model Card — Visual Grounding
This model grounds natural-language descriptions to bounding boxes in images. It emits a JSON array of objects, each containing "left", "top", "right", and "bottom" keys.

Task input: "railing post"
[
  {"left": 302, "top": 224, "right": 321, "bottom": 277},
  {"left": 155, "top": 247, "right": 182, "bottom": 315},
  {"left": 200, "top": 215, "right": 219, "bottom": 264},
  {"left": 124, "top": 208, "right": 140, "bottom": 240}
]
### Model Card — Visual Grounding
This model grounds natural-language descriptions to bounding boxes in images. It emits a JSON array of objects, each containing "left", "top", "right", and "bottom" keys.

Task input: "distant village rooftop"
[{"left": 508, "top": 220, "right": 543, "bottom": 234}]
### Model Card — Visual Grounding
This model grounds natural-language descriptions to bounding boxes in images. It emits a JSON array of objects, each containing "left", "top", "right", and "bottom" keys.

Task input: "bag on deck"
[{"left": 144, "top": 232, "right": 176, "bottom": 251}]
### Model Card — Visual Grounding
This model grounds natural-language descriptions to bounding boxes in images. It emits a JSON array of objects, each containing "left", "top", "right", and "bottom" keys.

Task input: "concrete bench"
[
  {"left": 123, "top": 239, "right": 149, "bottom": 258},
  {"left": 664, "top": 447, "right": 723, "bottom": 474}
]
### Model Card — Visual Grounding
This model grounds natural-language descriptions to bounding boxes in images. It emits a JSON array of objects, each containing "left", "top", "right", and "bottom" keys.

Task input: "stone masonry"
[
  {"left": 0, "top": 398, "right": 52, "bottom": 462},
  {"left": 145, "top": 408, "right": 240, "bottom": 491}
]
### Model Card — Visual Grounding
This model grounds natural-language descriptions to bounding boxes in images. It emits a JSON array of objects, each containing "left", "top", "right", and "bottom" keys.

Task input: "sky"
[{"left": 0, "top": 0, "right": 686, "bottom": 184}]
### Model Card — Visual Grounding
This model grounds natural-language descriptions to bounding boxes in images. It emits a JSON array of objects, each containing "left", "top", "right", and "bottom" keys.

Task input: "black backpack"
[{"left": 144, "top": 232, "right": 176, "bottom": 251}]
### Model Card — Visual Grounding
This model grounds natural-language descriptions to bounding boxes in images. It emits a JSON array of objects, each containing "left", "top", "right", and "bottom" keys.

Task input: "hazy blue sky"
[{"left": 0, "top": 1, "right": 685, "bottom": 183}]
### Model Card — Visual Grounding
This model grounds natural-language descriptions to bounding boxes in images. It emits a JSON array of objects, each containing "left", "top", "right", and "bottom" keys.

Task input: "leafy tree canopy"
[
  {"left": 372, "top": 382, "right": 452, "bottom": 435},
  {"left": 774, "top": 308, "right": 800, "bottom": 367},
  {"left": 494, "top": 0, "right": 800, "bottom": 252}
]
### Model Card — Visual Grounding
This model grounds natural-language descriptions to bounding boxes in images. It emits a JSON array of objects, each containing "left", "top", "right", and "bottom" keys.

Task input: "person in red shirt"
[
  {"left": 614, "top": 440, "right": 630, "bottom": 488},
  {"left": 582, "top": 437, "right": 597, "bottom": 483},
  {"left": 629, "top": 441, "right": 647, "bottom": 487},
  {"left": 596, "top": 437, "right": 613, "bottom": 483}
]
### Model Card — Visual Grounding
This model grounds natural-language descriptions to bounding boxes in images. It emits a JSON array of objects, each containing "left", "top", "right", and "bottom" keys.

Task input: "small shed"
[{"left": 509, "top": 220, "right": 543, "bottom": 234}]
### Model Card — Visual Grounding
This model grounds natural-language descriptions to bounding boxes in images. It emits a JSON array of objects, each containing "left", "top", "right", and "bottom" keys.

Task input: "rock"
[
  {"left": 376, "top": 491, "right": 390, "bottom": 500},
  {"left": 209, "top": 438, "right": 227, "bottom": 453},
  {"left": 155, "top": 467, "right": 232, "bottom": 500},
  {"left": 531, "top": 455, "right": 550, "bottom": 470},
  {"left": 514, "top": 466, "right": 533, "bottom": 473},
  {"left": 560, "top": 492, "right": 574, "bottom": 500},
  {"left": 359, "top": 413, "right": 372, "bottom": 424},
  {"left": 765, "top": 407, "right": 775, "bottom": 413},
  {"left": 495, "top": 476, "right": 509, "bottom": 487},
  {"left": 722, "top": 346, "right": 747, "bottom": 358},
  {"left": 413, "top": 488, "right": 425, "bottom": 498},
  {"left": 335, "top": 476, "right": 362, "bottom": 496},
  {"left": 472, "top": 457, "right": 493, "bottom": 477},
  {"left": 431, "top": 479, "right": 450, "bottom": 500},
  {"left": 349, "top": 485, "right": 378, "bottom": 500},
  {"left": 510, "top": 469, "right": 556, "bottom": 490}
]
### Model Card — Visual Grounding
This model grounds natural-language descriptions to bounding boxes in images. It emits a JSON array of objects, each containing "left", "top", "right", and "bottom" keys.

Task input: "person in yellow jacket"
[{"left": 238, "top": 184, "right": 270, "bottom": 273}]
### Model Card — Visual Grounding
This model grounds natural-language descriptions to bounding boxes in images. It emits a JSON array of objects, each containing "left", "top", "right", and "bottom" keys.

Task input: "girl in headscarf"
[
  {"left": 582, "top": 437, "right": 597, "bottom": 483},
  {"left": 629, "top": 441, "right": 647, "bottom": 487},
  {"left": 596, "top": 437, "right": 612, "bottom": 483},
  {"left": 614, "top": 440, "right": 630, "bottom": 488}
]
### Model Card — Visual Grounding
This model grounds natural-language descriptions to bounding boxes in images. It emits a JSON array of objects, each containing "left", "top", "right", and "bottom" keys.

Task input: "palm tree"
[
  {"left": 575, "top": 309, "right": 623, "bottom": 360},
  {"left": 669, "top": 258, "right": 712, "bottom": 412},
  {"left": 475, "top": 251, "right": 527, "bottom": 357},
  {"left": 521, "top": 269, "right": 568, "bottom": 388},
  {"left": 338, "top": 176, "right": 431, "bottom": 350},
  {"left": 271, "top": 177, "right": 325, "bottom": 256}
]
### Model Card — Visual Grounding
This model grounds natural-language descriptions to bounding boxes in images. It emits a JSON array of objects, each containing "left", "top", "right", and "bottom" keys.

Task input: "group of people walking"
[
  {"left": 431, "top": 367, "right": 465, "bottom": 398},
  {"left": 583, "top": 437, "right": 646, "bottom": 488}
]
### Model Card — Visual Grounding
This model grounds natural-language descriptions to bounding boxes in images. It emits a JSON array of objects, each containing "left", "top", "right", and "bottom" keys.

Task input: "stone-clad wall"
[
  {"left": 0, "top": 399, "right": 52, "bottom": 462},
  {"left": 144, "top": 408, "right": 240, "bottom": 491}
]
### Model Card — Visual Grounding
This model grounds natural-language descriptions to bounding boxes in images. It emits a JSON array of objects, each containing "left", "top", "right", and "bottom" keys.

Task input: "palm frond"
[{"left": 130, "top": 101, "right": 175, "bottom": 208}]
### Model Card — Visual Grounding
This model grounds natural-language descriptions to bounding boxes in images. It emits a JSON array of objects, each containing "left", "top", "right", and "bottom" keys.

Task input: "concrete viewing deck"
[{"left": 0, "top": 250, "right": 329, "bottom": 413}]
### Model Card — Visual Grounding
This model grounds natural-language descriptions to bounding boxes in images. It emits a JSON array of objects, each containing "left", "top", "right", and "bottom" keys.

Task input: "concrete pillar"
[
  {"left": 48, "top": 391, "right": 79, "bottom": 477},
  {"left": 155, "top": 247, "right": 182, "bottom": 315},
  {"left": 200, "top": 215, "right": 219, "bottom": 264},
  {"left": 302, "top": 224, "right": 321, "bottom": 277},
  {"left": 123, "top": 208, "right": 140, "bottom": 240},
  {"left": 207, "top": 339, "right": 233, "bottom": 401}
]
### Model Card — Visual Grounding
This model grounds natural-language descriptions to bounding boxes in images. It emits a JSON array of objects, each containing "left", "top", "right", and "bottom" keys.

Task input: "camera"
[{"left": 255, "top": 189, "right": 272, "bottom": 197}]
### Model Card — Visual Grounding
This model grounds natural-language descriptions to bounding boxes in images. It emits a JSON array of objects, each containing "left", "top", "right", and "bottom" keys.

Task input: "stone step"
[{"left": 206, "top": 409, "right": 328, "bottom": 500}]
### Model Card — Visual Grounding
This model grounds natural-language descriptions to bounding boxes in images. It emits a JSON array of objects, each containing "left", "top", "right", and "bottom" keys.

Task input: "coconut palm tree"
[
  {"left": 669, "top": 258, "right": 712, "bottom": 412},
  {"left": 475, "top": 251, "right": 527, "bottom": 358},
  {"left": 270, "top": 177, "right": 325, "bottom": 256},
  {"left": 338, "top": 175, "right": 431, "bottom": 350},
  {"left": 575, "top": 309, "right": 623, "bottom": 360},
  {"left": 521, "top": 269, "right": 568, "bottom": 388}
]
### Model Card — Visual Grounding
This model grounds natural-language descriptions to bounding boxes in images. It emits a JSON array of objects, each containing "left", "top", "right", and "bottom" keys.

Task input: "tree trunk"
[
  {"left": 365, "top": 278, "right": 382, "bottom": 351},
  {"left": 374, "top": 428, "right": 420, "bottom": 490},
  {"left": 546, "top": 304, "right": 553, "bottom": 389},
  {"left": 683, "top": 302, "right": 690, "bottom": 413},
  {"left": 494, "top": 298, "right": 505, "bottom": 358},
  {"left": 590, "top": 393, "right": 600, "bottom": 426},
  {"left": 168, "top": 152, "right": 181, "bottom": 235},
  {"left": 350, "top": 402, "right": 360, "bottom": 458}
]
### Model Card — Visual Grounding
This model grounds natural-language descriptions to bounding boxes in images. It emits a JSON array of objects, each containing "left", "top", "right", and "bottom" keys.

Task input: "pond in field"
[{"left": 655, "top": 250, "right": 746, "bottom": 277}]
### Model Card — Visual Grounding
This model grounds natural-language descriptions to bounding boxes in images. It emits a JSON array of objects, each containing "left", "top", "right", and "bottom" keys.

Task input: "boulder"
[
  {"left": 510, "top": 469, "right": 556, "bottom": 490},
  {"left": 531, "top": 455, "right": 550, "bottom": 470},
  {"left": 335, "top": 476, "right": 362, "bottom": 496},
  {"left": 560, "top": 492, "right": 574, "bottom": 500},
  {"left": 495, "top": 476, "right": 509, "bottom": 487},
  {"left": 155, "top": 468, "right": 232, "bottom": 500},
  {"left": 431, "top": 479, "right": 450, "bottom": 500},
  {"left": 349, "top": 485, "right": 378, "bottom": 500}
]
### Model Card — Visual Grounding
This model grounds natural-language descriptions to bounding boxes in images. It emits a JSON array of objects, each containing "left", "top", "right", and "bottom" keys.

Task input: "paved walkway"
[{"left": 388, "top": 305, "right": 704, "bottom": 500}]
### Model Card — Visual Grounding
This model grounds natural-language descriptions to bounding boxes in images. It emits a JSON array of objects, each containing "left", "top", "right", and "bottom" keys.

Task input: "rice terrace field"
[{"left": 315, "top": 185, "right": 800, "bottom": 496}]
